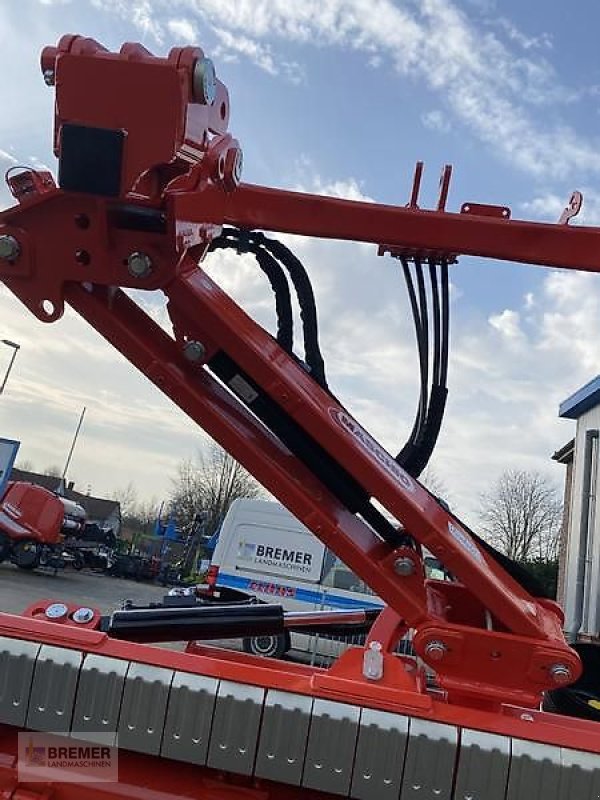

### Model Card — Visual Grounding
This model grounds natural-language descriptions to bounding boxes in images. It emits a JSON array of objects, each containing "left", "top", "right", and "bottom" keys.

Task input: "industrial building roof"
[{"left": 559, "top": 375, "right": 600, "bottom": 419}]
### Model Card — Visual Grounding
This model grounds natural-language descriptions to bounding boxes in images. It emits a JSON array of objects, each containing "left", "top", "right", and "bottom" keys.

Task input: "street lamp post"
[{"left": 0, "top": 340, "right": 20, "bottom": 395}]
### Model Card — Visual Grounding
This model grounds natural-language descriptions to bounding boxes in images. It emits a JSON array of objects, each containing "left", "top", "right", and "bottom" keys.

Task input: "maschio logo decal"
[
  {"left": 329, "top": 408, "right": 415, "bottom": 493},
  {"left": 448, "top": 521, "right": 484, "bottom": 564}
]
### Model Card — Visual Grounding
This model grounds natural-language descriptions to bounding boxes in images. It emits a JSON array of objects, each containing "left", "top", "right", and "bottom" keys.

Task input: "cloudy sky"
[{"left": 0, "top": 0, "right": 598, "bottom": 523}]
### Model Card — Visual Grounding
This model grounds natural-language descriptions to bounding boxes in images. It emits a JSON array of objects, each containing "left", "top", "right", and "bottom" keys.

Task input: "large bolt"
[
  {"left": 223, "top": 147, "right": 243, "bottom": 192},
  {"left": 127, "top": 251, "right": 153, "bottom": 279},
  {"left": 394, "top": 556, "right": 415, "bottom": 577},
  {"left": 193, "top": 57, "right": 217, "bottom": 105},
  {"left": 549, "top": 663, "right": 572, "bottom": 685},
  {"left": 0, "top": 235, "right": 21, "bottom": 263},
  {"left": 424, "top": 640, "right": 447, "bottom": 662},
  {"left": 183, "top": 341, "right": 206, "bottom": 363}
]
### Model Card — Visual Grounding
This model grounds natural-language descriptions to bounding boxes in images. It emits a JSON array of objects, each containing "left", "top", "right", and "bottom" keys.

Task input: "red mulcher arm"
[{"left": 1, "top": 35, "right": 600, "bottom": 799}]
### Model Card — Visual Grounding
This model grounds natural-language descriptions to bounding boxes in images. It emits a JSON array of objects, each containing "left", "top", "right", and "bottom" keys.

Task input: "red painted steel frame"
[
  {"left": 1, "top": 608, "right": 600, "bottom": 799},
  {"left": 0, "top": 36, "right": 592, "bottom": 712},
  {"left": 173, "top": 182, "right": 600, "bottom": 272}
]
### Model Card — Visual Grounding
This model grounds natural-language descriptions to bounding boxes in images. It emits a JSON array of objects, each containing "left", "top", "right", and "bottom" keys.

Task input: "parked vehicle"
[
  {"left": 108, "top": 553, "right": 161, "bottom": 581},
  {"left": 62, "top": 521, "right": 117, "bottom": 573},
  {"left": 0, "top": 481, "right": 116, "bottom": 573},
  {"left": 209, "top": 498, "right": 384, "bottom": 658},
  {"left": 59, "top": 496, "right": 86, "bottom": 536},
  {"left": 0, "top": 481, "right": 64, "bottom": 569}
]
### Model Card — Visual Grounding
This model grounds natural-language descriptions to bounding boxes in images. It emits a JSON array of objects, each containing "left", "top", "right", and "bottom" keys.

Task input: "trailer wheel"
[
  {"left": 13, "top": 540, "right": 41, "bottom": 570},
  {"left": 0, "top": 533, "right": 9, "bottom": 562},
  {"left": 243, "top": 633, "right": 289, "bottom": 659},
  {"left": 72, "top": 552, "right": 85, "bottom": 570}
]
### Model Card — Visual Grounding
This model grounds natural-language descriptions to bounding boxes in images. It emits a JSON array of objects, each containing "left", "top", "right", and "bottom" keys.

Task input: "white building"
[{"left": 558, "top": 376, "right": 600, "bottom": 641}]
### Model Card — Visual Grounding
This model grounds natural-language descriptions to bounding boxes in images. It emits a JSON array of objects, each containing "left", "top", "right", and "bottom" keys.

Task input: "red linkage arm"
[{"left": 174, "top": 181, "right": 600, "bottom": 273}]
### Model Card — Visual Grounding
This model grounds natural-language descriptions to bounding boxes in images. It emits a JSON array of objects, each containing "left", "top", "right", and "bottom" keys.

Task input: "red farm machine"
[
  {"left": 0, "top": 34, "right": 599, "bottom": 799},
  {"left": 0, "top": 481, "right": 65, "bottom": 568}
]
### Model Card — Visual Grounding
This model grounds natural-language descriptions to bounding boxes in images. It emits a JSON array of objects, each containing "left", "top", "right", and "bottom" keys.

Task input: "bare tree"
[
  {"left": 111, "top": 482, "right": 139, "bottom": 520},
  {"left": 171, "top": 444, "right": 263, "bottom": 533},
  {"left": 135, "top": 496, "right": 161, "bottom": 536},
  {"left": 110, "top": 483, "right": 160, "bottom": 546},
  {"left": 478, "top": 469, "right": 562, "bottom": 561},
  {"left": 44, "top": 465, "right": 62, "bottom": 477},
  {"left": 170, "top": 442, "right": 264, "bottom": 573},
  {"left": 169, "top": 458, "right": 205, "bottom": 531},
  {"left": 420, "top": 466, "right": 453, "bottom": 508}
]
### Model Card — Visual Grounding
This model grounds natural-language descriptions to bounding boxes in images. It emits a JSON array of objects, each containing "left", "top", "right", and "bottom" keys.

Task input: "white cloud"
[
  {"left": 212, "top": 27, "right": 278, "bottom": 75},
  {"left": 150, "top": 0, "right": 597, "bottom": 179},
  {"left": 521, "top": 188, "right": 600, "bottom": 226},
  {"left": 306, "top": 175, "right": 373, "bottom": 202},
  {"left": 524, "top": 292, "right": 534, "bottom": 309},
  {"left": 495, "top": 17, "right": 552, "bottom": 51},
  {"left": 74, "top": 0, "right": 600, "bottom": 179},
  {"left": 489, "top": 308, "right": 523, "bottom": 339},
  {"left": 520, "top": 193, "right": 565, "bottom": 221},
  {"left": 167, "top": 18, "right": 197, "bottom": 43},
  {"left": 212, "top": 27, "right": 303, "bottom": 82},
  {"left": 421, "top": 109, "right": 451, "bottom": 133}
]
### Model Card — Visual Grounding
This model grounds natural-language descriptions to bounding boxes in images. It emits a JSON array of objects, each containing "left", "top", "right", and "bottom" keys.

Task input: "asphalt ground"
[
  {"left": 0, "top": 562, "right": 243, "bottom": 652},
  {"left": 0, "top": 561, "right": 168, "bottom": 615},
  {"left": 0, "top": 562, "right": 327, "bottom": 662}
]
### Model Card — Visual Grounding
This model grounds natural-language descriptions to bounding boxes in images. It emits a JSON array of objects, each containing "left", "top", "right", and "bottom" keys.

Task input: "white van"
[{"left": 210, "top": 498, "right": 385, "bottom": 659}]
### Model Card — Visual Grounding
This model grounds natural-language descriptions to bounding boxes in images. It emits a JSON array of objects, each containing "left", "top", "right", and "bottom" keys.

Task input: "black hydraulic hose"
[
  {"left": 402, "top": 258, "right": 449, "bottom": 477},
  {"left": 209, "top": 234, "right": 294, "bottom": 352},
  {"left": 405, "top": 385, "right": 448, "bottom": 478},
  {"left": 210, "top": 228, "right": 329, "bottom": 390},
  {"left": 440, "top": 260, "right": 450, "bottom": 387},
  {"left": 414, "top": 257, "right": 430, "bottom": 428},
  {"left": 396, "top": 255, "right": 451, "bottom": 478},
  {"left": 397, "top": 257, "right": 430, "bottom": 469},
  {"left": 464, "top": 521, "right": 551, "bottom": 599},
  {"left": 255, "top": 247, "right": 294, "bottom": 352},
  {"left": 429, "top": 260, "right": 442, "bottom": 384},
  {"left": 404, "top": 260, "right": 443, "bottom": 474},
  {"left": 252, "top": 233, "right": 328, "bottom": 390},
  {"left": 398, "top": 259, "right": 423, "bottom": 449}
]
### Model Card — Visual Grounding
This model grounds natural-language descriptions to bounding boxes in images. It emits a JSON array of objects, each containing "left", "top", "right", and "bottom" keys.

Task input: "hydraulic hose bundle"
[
  {"left": 396, "top": 255, "right": 450, "bottom": 478},
  {"left": 207, "top": 230, "right": 550, "bottom": 598},
  {"left": 210, "top": 230, "right": 451, "bottom": 481},
  {"left": 209, "top": 228, "right": 329, "bottom": 389}
]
